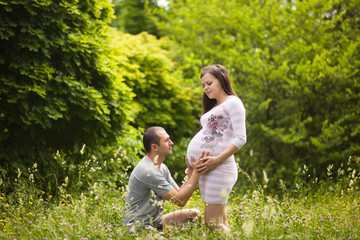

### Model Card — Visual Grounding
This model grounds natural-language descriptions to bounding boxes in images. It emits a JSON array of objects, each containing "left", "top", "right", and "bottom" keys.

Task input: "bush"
[{"left": 0, "top": 0, "right": 133, "bottom": 192}]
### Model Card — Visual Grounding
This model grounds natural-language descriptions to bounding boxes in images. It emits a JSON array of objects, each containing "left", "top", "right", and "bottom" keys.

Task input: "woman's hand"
[{"left": 196, "top": 155, "right": 220, "bottom": 174}]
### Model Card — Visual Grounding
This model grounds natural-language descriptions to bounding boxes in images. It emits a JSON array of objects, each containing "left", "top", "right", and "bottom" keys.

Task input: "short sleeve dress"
[{"left": 186, "top": 95, "right": 246, "bottom": 204}]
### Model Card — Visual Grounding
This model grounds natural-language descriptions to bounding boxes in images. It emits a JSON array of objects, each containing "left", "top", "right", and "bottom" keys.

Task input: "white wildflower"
[
  {"left": 242, "top": 220, "right": 254, "bottom": 237},
  {"left": 80, "top": 144, "right": 86, "bottom": 155},
  {"left": 29, "top": 173, "right": 34, "bottom": 183},
  {"left": 351, "top": 169, "right": 356, "bottom": 179},
  {"left": 263, "top": 170, "right": 269, "bottom": 188},
  {"left": 220, "top": 188, "right": 228, "bottom": 199},
  {"left": 114, "top": 146, "right": 122, "bottom": 157},
  {"left": 17, "top": 168, "right": 22, "bottom": 178},
  {"left": 154, "top": 155, "right": 159, "bottom": 164}
]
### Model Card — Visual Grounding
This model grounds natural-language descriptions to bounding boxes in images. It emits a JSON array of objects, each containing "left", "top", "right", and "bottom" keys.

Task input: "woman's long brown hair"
[{"left": 200, "top": 64, "right": 237, "bottom": 114}]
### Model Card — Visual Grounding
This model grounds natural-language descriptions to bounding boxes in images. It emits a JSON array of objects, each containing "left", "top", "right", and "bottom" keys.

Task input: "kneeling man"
[{"left": 123, "top": 126, "right": 207, "bottom": 231}]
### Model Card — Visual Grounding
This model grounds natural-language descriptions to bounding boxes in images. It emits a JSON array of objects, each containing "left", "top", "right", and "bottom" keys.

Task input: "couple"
[{"left": 123, "top": 64, "right": 246, "bottom": 232}]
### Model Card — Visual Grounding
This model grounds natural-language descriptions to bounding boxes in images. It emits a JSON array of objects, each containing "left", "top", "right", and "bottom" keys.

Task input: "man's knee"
[{"left": 188, "top": 208, "right": 202, "bottom": 222}]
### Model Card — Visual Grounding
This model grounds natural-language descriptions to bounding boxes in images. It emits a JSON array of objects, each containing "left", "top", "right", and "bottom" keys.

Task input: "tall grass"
[{"left": 0, "top": 152, "right": 359, "bottom": 239}]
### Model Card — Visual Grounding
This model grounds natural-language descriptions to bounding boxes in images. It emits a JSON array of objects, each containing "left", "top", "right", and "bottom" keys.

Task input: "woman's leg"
[
  {"left": 204, "top": 203, "right": 230, "bottom": 232},
  {"left": 162, "top": 208, "right": 202, "bottom": 227}
]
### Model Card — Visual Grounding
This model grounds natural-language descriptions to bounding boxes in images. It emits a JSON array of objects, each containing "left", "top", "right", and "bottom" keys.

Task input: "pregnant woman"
[{"left": 186, "top": 64, "right": 246, "bottom": 232}]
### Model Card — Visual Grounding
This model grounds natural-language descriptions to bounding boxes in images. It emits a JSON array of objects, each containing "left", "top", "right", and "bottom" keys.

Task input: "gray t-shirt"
[{"left": 123, "top": 156, "right": 177, "bottom": 229}]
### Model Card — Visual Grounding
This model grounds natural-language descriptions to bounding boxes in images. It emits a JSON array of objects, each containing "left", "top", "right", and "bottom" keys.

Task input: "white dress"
[{"left": 186, "top": 95, "right": 246, "bottom": 204}]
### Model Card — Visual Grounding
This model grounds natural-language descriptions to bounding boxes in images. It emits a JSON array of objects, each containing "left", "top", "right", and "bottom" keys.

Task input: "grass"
[{"left": 0, "top": 159, "right": 359, "bottom": 239}]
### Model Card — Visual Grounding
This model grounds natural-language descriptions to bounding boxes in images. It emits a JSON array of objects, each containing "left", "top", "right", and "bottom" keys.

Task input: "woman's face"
[{"left": 201, "top": 73, "right": 224, "bottom": 100}]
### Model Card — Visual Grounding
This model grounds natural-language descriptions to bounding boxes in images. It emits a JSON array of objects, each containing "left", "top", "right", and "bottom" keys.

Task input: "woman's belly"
[
  {"left": 186, "top": 129, "right": 234, "bottom": 166},
  {"left": 186, "top": 130, "right": 222, "bottom": 166},
  {"left": 186, "top": 131, "right": 204, "bottom": 166}
]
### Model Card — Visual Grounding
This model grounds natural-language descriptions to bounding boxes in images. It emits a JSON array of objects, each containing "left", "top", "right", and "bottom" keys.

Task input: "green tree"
[
  {"left": 0, "top": 0, "right": 133, "bottom": 187},
  {"left": 112, "top": 31, "right": 200, "bottom": 142},
  {"left": 111, "top": 0, "right": 161, "bottom": 37},
  {"left": 157, "top": 0, "right": 360, "bottom": 189}
]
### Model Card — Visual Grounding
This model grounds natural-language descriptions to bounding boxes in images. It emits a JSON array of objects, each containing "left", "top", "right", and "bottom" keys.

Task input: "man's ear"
[{"left": 151, "top": 143, "right": 158, "bottom": 152}]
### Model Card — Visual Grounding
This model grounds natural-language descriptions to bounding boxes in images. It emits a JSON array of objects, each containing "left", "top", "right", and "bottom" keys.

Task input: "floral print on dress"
[{"left": 201, "top": 106, "right": 229, "bottom": 149}]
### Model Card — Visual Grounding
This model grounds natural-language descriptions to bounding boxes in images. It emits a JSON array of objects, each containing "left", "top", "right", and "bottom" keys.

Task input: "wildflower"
[
  {"left": 154, "top": 155, "right": 159, "bottom": 165},
  {"left": 262, "top": 170, "right": 269, "bottom": 188},
  {"left": 220, "top": 188, "right": 227, "bottom": 199},
  {"left": 29, "top": 173, "right": 34, "bottom": 183},
  {"left": 242, "top": 220, "right": 254, "bottom": 237},
  {"left": 202, "top": 233, "right": 206, "bottom": 238},
  {"left": 29, "top": 221, "right": 32, "bottom": 225},
  {"left": 80, "top": 144, "right": 86, "bottom": 155},
  {"left": 59, "top": 229, "right": 63, "bottom": 233},
  {"left": 62, "top": 176, "right": 69, "bottom": 187},
  {"left": 44, "top": 238, "right": 48, "bottom": 240}
]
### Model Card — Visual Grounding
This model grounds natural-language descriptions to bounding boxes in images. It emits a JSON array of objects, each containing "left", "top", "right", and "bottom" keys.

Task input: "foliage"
[
  {"left": 111, "top": 0, "right": 161, "bottom": 37},
  {"left": 1, "top": 154, "right": 359, "bottom": 239},
  {"left": 0, "top": 0, "right": 134, "bottom": 190},
  {"left": 165, "top": 137, "right": 192, "bottom": 183},
  {"left": 111, "top": 31, "right": 200, "bottom": 142},
  {"left": 156, "top": 0, "right": 360, "bottom": 189}
]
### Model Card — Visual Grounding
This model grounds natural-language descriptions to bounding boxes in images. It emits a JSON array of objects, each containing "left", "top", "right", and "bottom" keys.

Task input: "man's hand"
[
  {"left": 185, "top": 151, "right": 211, "bottom": 178},
  {"left": 185, "top": 155, "right": 193, "bottom": 179}
]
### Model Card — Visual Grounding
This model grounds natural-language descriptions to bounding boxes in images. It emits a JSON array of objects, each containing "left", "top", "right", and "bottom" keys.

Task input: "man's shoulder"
[
  {"left": 131, "top": 156, "right": 159, "bottom": 179},
  {"left": 160, "top": 163, "right": 170, "bottom": 174}
]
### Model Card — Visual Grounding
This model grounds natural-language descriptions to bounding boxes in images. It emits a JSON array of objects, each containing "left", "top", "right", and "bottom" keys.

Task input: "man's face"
[{"left": 156, "top": 130, "right": 173, "bottom": 157}]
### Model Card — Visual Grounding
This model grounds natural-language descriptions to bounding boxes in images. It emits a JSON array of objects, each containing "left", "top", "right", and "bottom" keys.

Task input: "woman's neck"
[{"left": 216, "top": 93, "right": 231, "bottom": 106}]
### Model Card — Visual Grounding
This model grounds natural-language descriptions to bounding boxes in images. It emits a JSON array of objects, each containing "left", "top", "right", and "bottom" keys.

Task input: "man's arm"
[{"left": 160, "top": 151, "right": 208, "bottom": 207}]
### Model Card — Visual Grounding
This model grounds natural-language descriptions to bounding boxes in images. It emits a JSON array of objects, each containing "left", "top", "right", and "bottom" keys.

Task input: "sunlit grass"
[{"left": 0, "top": 157, "right": 359, "bottom": 239}]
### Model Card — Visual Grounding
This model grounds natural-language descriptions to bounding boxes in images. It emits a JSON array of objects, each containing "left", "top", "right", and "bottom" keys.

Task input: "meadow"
[{"left": 0, "top": 154, "right": 359, "bottom": 240}]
